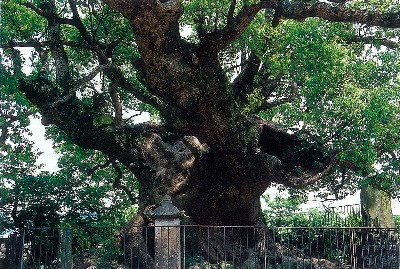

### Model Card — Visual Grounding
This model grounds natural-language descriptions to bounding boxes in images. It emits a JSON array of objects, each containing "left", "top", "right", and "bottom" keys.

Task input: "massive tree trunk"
[{"left": 360, "top": 186, "right": 395, "bottom": 228}]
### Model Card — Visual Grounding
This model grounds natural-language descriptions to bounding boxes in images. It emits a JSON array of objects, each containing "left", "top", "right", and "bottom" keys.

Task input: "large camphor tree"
[{"left": 1, "top": 0, "right": 399, "bottom": 231}]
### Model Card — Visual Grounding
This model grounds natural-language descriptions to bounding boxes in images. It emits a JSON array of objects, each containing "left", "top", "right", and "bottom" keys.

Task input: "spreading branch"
[
  {"left": 227, "top": 0, "right": 237, "bottom": 25},
  {"left": 198, "top": 2, "right": 272, "bottom": 55},
  {"left": 87, "top": 159, "right": 139, "bottom": 204},
  {"left": 109, "top": 80, "right": 123, "bottom": 127},
  {"left": 232, "top": 52, "right": 262, "bottom": 101},
  {"left": 21, "top": 2, "right": 73, "bottom": 26},
  {"left": 256, "top": 82, "right": 298, "bottom": 112},
  {"left": 257, "top": 118, "right": 334, "bottom": 187},
  {"left": 277, "top": 1, "right": 400, "bottom": 28},
  {"left": 347, "top": 36, "right": 399, "bottom": 49},
  {"left": 112, "top": 161, "right": 138, "bottom": 204},
  {"left": 18, "top": 74, "right": 165, "bottom": 166},
  {"left": 103, "top": 65, "right": 165, "bottom": 109},
  {"left": 198, "top": 0, "right": 400, "bottom": 56},
  {"left": 281, "top": 157, "right": 336, "bottom": 189}
]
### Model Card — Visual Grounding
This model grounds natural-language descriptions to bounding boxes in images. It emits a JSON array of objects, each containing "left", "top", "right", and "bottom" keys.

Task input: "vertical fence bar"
[
  {"left": 183, "top": 225, "right": 186, "bottom": 269},
  {"left": 207, "top": 226, "right": 210, "bottom": 266}
]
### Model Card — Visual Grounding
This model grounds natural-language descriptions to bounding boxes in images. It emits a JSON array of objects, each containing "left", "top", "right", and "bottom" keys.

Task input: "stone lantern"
[{"left": 152, "top": 195, "right": 183, "bottom": 269}]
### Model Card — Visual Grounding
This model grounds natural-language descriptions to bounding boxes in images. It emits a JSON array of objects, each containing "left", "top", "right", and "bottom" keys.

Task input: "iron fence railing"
[{"left": 1, "top": 226, "right": 400, "bottom": 269}]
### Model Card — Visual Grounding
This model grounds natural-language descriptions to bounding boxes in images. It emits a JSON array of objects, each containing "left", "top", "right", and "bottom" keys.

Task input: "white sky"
[{"left": 29, "top": 117, "right": 60, "bottom": 172}]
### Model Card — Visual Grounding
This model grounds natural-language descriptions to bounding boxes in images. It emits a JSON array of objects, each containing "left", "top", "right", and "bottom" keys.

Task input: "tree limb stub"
[
  {"left": 257, "top": 118, "right": 333, "bottom": 186},
  {"left": 232, "top": 52, "right": 262, "bottom": 101}
]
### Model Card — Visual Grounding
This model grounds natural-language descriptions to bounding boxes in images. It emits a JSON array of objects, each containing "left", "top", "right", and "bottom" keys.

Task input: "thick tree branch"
[
  {"left": 112, "top": 161, "right": 138, "bottom": 204},
  {"left": 256, "top": 82, "right": 298, "bottom": 112},
  {"left": 198, "top": 0, "right": 400, "bottom": 55},
  {"left": 232, "top": 52, "right": 261, "bottom": 101},
  {"left": 44, "top": 3, "right": 71, "bottom": 86},
  {"left": 278, "top": 1, "right": 400, "bottom": 28},
  {"left": 257, "top": 118, "right": 333, "bottom": 186},
  {"left": 199, "top": 2, "right": 272, "bottom": 55},
  {"left": 109, "top": 80, "right": 123, "bottom": 127},
  {"left": 347, "top": 36, "right": 399, "bottom": 49},
  {"left": 227, "top": 0, "right": 237, "bottom": 25},
  {"left": 67, "top": 0, "right": 97, "bottom": 47},
  {"left": 281, "top": 157, "right": 336, "bottom": 189},
  {"left": 18, "top": 76, "right": 165, "bottom": 165}
]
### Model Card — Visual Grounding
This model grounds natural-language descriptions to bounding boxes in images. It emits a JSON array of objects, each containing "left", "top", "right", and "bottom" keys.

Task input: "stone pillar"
[
  {"left": 152, "top": 195, "right": 183, "bottom": 269},
  {"left": 61, "top": 228, "right": 73, "bottom": 269}
]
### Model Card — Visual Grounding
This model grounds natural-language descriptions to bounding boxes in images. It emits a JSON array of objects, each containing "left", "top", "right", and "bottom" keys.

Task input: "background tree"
[
  {"left": 1, "top": 0, "right": 399, "bottom": 235},
  {"left": 0, "top": 126, "right": 137, "bottom": 231},
  {"left": 0, "top": 71, "right": 40, "bottom": 230}
]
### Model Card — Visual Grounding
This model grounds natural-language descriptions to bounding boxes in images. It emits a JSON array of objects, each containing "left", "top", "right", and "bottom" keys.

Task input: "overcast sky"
[{"left": 29, "top": 117, "right": 60, "bottom": 172}]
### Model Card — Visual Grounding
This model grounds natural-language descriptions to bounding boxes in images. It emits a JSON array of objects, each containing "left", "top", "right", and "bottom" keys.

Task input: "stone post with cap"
[{"left": 152, "top": 195, "right": 184, "bottom": 269}]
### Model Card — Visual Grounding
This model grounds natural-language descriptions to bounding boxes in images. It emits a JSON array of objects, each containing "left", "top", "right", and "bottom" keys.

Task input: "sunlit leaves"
[
  {"left": 254, "top": 17, "right": 400, "bottom": 197},
  {"left": 47, "top": 126, "right": 138, "bottom": 227},
  {"left": 0, "top": 80, "right": 41, "bottom": 230},
  {"left": 349, "top": 0, "right": 400, "bottom": 13},
  {"left": 1, "top": 0, "right": 46, "bottom": 43}
]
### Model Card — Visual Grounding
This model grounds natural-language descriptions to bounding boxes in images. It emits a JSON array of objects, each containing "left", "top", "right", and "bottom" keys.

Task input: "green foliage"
[
  {"left": 255, "top": 18, "right": 400, "bottom": 199},
  {"left": 262, "top": 192, "right": 363, "bottom": 228},
  {"left": 0, "top": 110, "right": 137, "bottom": 233},
  {"left": 69, "top": 226, "right": 123, "bottom": 268},
  {"left": 395, "top": 215, "right": 400, "bottom": 226},
  {"left": 1, "top": 1, "right": 46, "bottom": 44},
  {"left": 0, "top": 68, "right": 40, "bottom": 231},
  {"left": 262, "top": 191, "right": 307, "bottom": 227},
  {"left": 48, "top": 126, "right": 138, "bottom": 227}
]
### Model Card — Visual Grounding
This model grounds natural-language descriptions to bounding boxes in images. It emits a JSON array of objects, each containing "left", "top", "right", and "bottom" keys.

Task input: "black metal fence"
[{"left": 1, "top": 226, "right": 400, "bottom": 269}]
